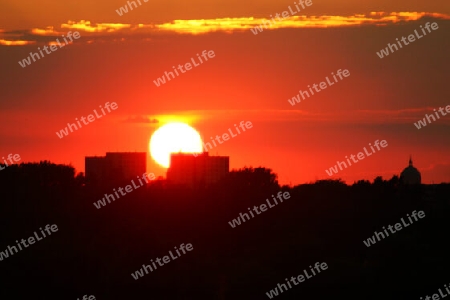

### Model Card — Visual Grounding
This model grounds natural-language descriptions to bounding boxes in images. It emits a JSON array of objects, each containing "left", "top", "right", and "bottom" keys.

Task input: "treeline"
[{"left": 0, "top": 162, "right": 449, "bottom": 300}]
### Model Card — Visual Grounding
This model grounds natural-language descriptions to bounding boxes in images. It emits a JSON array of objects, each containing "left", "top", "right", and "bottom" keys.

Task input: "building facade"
[
  {"left": 167, "top": 152, "right": 229, "bottom": 187},
  {"left": 85, "top": 152, "right": 146, "bottom": 185}
]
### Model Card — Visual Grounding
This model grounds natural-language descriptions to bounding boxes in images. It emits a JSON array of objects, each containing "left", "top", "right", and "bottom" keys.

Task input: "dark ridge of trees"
[
  {"left": 224, "top": 167, "right": 279, "bottom": 190},
  {"left": 0, "top": 160, "right": 83, "bottom": 187},
  {"left": 0, "top": 162, "right": 449, "bottom": 300}
]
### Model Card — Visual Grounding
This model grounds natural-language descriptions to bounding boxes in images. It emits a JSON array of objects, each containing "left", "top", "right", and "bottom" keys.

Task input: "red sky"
[{"left": 1, "top": 0, "right": 449, "bottom": 185}]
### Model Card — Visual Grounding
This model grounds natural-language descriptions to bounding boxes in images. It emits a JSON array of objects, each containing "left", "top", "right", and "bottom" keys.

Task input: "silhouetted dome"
[{"left": 400, "top": 157, "right": 421, "bottom": 185}]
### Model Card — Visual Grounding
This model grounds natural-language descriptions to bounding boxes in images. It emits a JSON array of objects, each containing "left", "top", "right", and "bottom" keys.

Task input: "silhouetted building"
[
  {"left": 400, "top": 156, "right": 421, "bottom": 185},
  {"left": 167, "top": 152, "right": 229, "bottom": 187},
  {"left": 85, "top": 152, "right": 146, "bottom": 184}
]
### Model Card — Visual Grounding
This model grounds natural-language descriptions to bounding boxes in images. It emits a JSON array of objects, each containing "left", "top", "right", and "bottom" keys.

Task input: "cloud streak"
[
  {"left": 1, "top": 12, "right": 449, "bottom": 46},
  {"left": 0, "top": 39, "right": 35, "bottom": 46},
  {"left": 175, "top": 108, "right": 450, "bottom": 125},
  {"left": 61, "top": 20, "right": 132, "bottom": 32},
  {"left": 156, "top": 12, "right": 450, "bottom": 34},
  {"left": 122, "top": 116, "right": 159, "bottom": 124}
]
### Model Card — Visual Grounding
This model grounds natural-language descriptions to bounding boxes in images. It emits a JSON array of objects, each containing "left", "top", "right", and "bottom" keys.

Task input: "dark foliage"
[{"left": 0, "top": 162, "right": 449, "bottom": 299}]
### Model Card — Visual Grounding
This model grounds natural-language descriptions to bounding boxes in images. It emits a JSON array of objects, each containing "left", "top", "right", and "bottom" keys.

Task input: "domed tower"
[{"left": 400, "top": 156, "right": 421, "bottom": 185}]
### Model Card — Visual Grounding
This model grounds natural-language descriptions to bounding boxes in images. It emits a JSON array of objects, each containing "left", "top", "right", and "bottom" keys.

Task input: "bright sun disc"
[{"left": 149, "top": 122, "right": 202, "bottom": 168}]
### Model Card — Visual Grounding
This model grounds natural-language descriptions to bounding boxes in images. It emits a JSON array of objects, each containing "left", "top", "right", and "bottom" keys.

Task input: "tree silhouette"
[{"left": 226, "top": 167, "right": 279, "bottom": 190}]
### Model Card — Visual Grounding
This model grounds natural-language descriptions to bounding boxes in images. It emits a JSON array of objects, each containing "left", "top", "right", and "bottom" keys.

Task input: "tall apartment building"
[
  {"left": 167, "top": 152, "right": 229, "bottom": 187},
  {"left": 85, "top": 152, "right": 146, "bottom": 185}
]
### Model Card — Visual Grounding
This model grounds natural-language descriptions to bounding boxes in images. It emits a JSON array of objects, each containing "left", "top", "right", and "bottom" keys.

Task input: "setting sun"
[{"left": 149, "top": 122, "right": 203, "bottom": 168}]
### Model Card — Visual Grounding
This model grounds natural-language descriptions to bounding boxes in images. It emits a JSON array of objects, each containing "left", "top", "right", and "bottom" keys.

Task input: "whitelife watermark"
[
  {"left": 420, "top": 282, "right": 450, "bottom": 300},
  {"left": 77, "top": 296, "right": 95, "bottom": 300},
  {"left": 93, "top": 172, "right": 155, "bottom": 209},
  {"left": 115, "top": 0, "right": 148, "bottom": 16},
  {"left": 131, "top": 243, "right": 193, "bottom": 280},
  {"left": 376, "top": 22, "right": 439, "bottom": 59},
  {"left": 251, "top": 0, "right": 313, "bottom": 35},
  {"left": 153, "top": 50, "right": 216, "bottom": 87},
  {"left": 228, "top": 191, "right": 290, "bottom": 228},
  {"left": 0, "top": 224, "right": 59, "bottom": 261},
  {"left": 265, "top": 262, "right": 328, "bottom": 298},
  {"left": 287, "top": 69, "right": 350, "bottom": 106},
  {"left": 56, "top": 102, "right": 118, "bottom": 139},
  {"left": 0, "top": 153, "right": 21, "bottom": 171},
  {"left": 414, "top": 105, "right": 450, "bottom": 129},
  {"left": 363, "top": 210, "right": 425, "bottom": 247},
  {"left": 18, "top": 31, "right": 81, "bottom": 68},
  {"left": 193, "top": 121, "right": 253, "bottom": 157},
  {"left": 325, "top": 139, "right": 388, "bottom": 176}
]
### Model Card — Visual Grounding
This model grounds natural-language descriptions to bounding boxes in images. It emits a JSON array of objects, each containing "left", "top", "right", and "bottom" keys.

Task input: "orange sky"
[{"left": 1, "top": 0, "right": 449, "bottom": 184}]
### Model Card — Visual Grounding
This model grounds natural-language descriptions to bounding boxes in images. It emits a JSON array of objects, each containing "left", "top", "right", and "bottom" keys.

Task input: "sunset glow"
[
  {"left": 2, "top": 0, "right": 450, "bottom": 298},
  {"left": 1, "top": 0, "right": 449, "bottom": 184}
]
